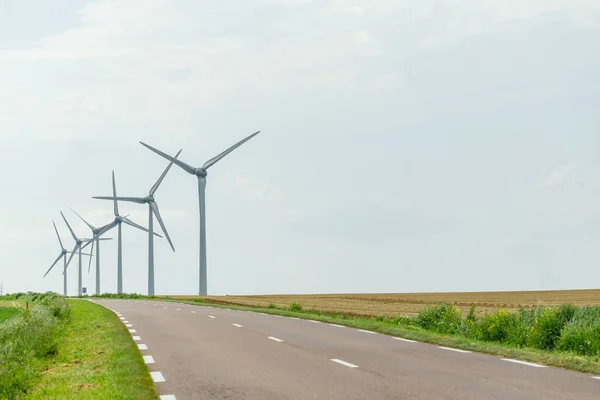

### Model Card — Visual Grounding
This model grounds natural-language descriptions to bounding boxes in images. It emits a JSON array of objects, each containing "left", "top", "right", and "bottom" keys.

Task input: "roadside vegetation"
[
  {"left": 0, "top": 293, "right": 157, "bottom": 399},
  {"left": 88, "top": 293, "right": 600, "bottom": 375},
  {"left": 0, "top": 292, "right": 71, "bottom": 399}
]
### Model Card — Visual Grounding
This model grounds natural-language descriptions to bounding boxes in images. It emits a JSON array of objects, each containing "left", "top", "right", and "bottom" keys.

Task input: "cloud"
[{"left": 542, "top": 164, "right": 577, "bottom": 188}]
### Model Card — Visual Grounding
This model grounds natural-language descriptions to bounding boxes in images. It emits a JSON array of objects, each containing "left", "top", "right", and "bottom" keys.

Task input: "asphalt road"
[{"left": 94, "top": 299, "right": 600, "bottom": 400}]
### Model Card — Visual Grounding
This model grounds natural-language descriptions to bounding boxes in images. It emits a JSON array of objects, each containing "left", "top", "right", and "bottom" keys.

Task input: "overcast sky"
[{"left": 0, "top": 0, "right": 598, "bottom": 296}]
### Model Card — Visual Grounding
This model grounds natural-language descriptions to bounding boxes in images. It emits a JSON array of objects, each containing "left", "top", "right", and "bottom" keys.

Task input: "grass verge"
[
  {"left": 88, "top": 294, "right": 600, "bottom": 376},
  {"left": 26, "top": 299, "right": 157, "bottom": 400},
  {"left": 0, "top": 306, "right": 22, "bottom": 323}
]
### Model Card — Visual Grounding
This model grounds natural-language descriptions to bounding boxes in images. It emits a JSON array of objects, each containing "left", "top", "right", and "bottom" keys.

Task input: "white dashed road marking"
[
  {"left": 176, "top": 308, "right": 181, "bottom": 310},
  {"left": 232, "top": 324, "right": 243, "bottom": 328},
  {"left": 209, "top": 316, "right": 216, "bottom": 319},
  {"left": 308, "top": 320, "right": 321, "bottom": 323},
  {"left": 593, "top": 377, "right": 600, "bottom": 380},
  {"left": 502, "top": 359, "right": 546, "bottom": 368},
  {"left": 138, "top": 344, "right": 148, "bottom": 350},
  {"left": 143, "top": 355, "right": 155, "bottom": 364},
  {"left": 329, "top": 324, "right": 345, "bottom": 328},
  {"left": 129, "top": 329, "right": 137, "bottom": 333},
  {"left": 394, "top": 337, "right": 417, "bottom": 343},
  {"left": 150, "top": 371, "right": 165, "bottom": 382},
  {"left": 268, "top": 336, "right": 284, "bottom": 342},
  {"left": 438, "top": 346, "right": 471, "bottom": 354},
  {"left": 119, "top": 317, "right": 125, "bottom": 320},
  {"left": 132, "top": 336, "right": 141, "bottom": 341},
  {"left": 126, "top": 324, "right": 133, "bottom": 328},
  {"left": 123, "top": 320, "right": 129, "bottom": 323},
  {"left": 331, "top": 359, "right": 359, "bottom": 368},
  {"left": 357, "top": 329, "right": 376, "bottom": 334},
  {"left": 160, "top": 395, "right": 177, "bottom": 400},
  {"left": 191, "top": 311, "right": 197, "bottom": 313}
]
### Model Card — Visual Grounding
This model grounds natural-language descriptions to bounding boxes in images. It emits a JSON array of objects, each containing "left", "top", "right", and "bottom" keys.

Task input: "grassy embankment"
[
  {"left": 90, "top": 291, "right": 600, "bottom": 376},
  {"left": 0, "top": 293, "right": 157, "bottom": 400}
]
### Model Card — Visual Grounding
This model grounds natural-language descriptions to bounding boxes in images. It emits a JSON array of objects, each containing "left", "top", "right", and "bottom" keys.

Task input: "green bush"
[
  {"left": 0, "top": 292, "right": 71, "bottom": 398},
  {"left": 416, "top": 303, "right": 462, "bottom": 334},
  {"left": 473, "top": 309, "right": 521, "bottom": 343},
  {"left": 555, "top": 306, "right": 600, "bottom": 356},
  {"left": 289, "top": 302, "right": 303, "bottom": 312},
  {"left": 526, "top": 304, "right": 576, "bottom": 350}
]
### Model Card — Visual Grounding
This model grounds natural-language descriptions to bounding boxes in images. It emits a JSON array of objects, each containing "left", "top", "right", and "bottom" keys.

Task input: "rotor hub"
[
  {"left": 194, "top": 168, "right": 207, "bottom": 177},
  {"left": 144, "top": 195, "right": 154, "bottom": 203}
]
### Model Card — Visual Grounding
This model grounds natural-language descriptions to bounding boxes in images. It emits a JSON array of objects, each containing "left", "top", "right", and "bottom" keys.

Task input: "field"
[
  {"left": 174, "top": 289, "right": 600, "bottom": 317},
  {"left": 0, "top": 300, "right": 25, "bottom": 323}
]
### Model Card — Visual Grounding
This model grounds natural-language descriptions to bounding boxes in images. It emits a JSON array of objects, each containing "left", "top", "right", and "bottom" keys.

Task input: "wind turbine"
[
  {"left": 70, "top": 208, "right": 113, "bottom": 295},
  {"left": 42, "top": 221, "right": 89, "bottom": 296},
  {"left": 60, "top": 211, "right": 94, "bottom": 296},
  {"left": 94, "top": 170, "right": 162, "bottom": 294},
  {"left": 140, "top": 130, "right": 261, "bottom": 295},
  {"left": 92, "top": 149, "right": 181, "bottom": 296}
]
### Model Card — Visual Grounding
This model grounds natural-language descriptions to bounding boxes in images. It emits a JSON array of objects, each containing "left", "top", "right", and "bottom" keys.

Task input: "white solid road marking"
[
  {"left": 138, "top": 344, "right": 148, "bottom": 350},
  {"left": 126, "top": 324, "right": 133, "bottom": 328},
  {"left": 232, "top": 323, "right": 243, "bottom": 328},
  {"left": 331, "top": 359, "right": 359, "bottom": 368},
  {"left": 132, "top": 336, "right": 141, "bottom": 341},
  {"left": 394, "top": 337, "right": 417, "bottom": 343},
  {"left": 438, "top": 346, "right": 471, "bottom": 353},
  {"left": 308, "top": 320, "right": 321, "bottom": 323},
  {"left": 357, "top": 329, "right": 376, "bottom": 334},
  {"left": 150, "top": 371, "right": 165, "bottom": 382},
  {"left": 160, "top": 396, "right": 177, "bottom": 400},
  {"left": 268, "top": 336, "right": 284, "bottom": 342},
  {"left": 209, "top": 316, "right": 216, "bottom": 319},
  {"left": 502, "top": 359, "right": 547, "bottom": 368},
  {"left": 129, "top": 329, "right": 137, "bottom": 333},
  {"left": 329, "top": 324, "right": 345, "bottom": 328},
  {"left": 143, "top": 355, "right": 155, "bottom": 364}
]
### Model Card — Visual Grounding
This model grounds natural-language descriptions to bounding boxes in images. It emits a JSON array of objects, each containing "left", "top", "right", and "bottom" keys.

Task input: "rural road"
[{"left": 94, "top": 299, "right": 600, "bottom": 400}]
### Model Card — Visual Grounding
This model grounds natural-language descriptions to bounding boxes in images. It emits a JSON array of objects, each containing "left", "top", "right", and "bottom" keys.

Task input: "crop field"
[{"left": 174, "top": 289, "right": 600, "bottom": 317}]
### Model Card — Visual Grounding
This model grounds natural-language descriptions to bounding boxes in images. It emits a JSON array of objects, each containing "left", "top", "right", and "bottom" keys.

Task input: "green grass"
[
  {"left": 88, "top": 294, "right": 600, "bottom": 376},
  {"left": 26, "top": 300, "right": 157, "bottom": 400},
  {"left": 0, "top": 307, "right": 22, "bottom": 323}
]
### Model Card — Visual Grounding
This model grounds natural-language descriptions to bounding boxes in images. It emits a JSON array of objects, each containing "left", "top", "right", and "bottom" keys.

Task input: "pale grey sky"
[{"left": 0, "top": 0, "right": 598, "bottom": 296}]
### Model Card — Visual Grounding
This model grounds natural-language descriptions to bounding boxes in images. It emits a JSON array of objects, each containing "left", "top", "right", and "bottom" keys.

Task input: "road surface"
[{"left": 94, "top": 299, "right": 600, "bottom": 400}]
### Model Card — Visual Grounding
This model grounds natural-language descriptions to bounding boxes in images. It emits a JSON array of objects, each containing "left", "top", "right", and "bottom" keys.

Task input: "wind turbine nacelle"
[{"left": 194, "top": 168, "right": 207, "bottom": 177}]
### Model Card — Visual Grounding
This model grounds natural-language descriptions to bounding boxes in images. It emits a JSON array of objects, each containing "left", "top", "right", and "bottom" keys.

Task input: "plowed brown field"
[{"left": 173, "top": 289, "right": 600, "bottom": 317}]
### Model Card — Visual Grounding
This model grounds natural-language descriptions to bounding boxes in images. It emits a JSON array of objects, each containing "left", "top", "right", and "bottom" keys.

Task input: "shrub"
[
  {"left": 267, "top": 303, "right": 277, "bottom": 309},
  {"left": 556, "top": 306, "right": 600, "bottom": 356},
  {"left": 416, "top": 303, "right": 462, "bottom": 334},
  {"left": 289, "top": 302, "right": 303, "bottom": 312},
  {"left": 474, "top": 309, "right": 521, "bottom": 343},
  {"left": 0, "top": 293, "right": 71, "bottom": 398},
  {"left": 526, "top": 304, "right": 576, "bottom": 350}
]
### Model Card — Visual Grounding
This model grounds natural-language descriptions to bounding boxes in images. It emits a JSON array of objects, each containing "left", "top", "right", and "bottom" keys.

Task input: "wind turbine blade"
[
  {"left": 98, "top": 221, "right": 118, "bottom": 236},
  {"left": 65, "top": 245, "right": 78, "bottom": 268},
  {"left": 52, "top": 221, "right": 64, "bottom": 249},
  {"left": 93, "top": 196, "right": 146, "bottom": 204},
  {"left": 203, "top": 131, "right": 260, "bottom": 170},
  {"left": 150, "top": 202, "right": 175, "bottom": 251},
  {"left": 98, "top": 237, "right": 113, "bottom": 241},
  {"left": 70, "top": 208, "right": 95, "bottom": 231},
  {"left": 43, "top": 253, "right": 63, "bottom": 277},
  {"left": 88, "top": 240, "right": 95, "bottom": 273},
  {"left": 61, "top": 211, "right": 78, "bottom": 242},
  {"left": 122, "top": 217, "right": 163, "bottom": 237},
  {"left": 112, "top": 171, "right": 119, "bottom": 216},
  {"left": 150, "top": 149, "right": 183, "bottom": 196},
  {"left": 139, "top": 142, "right": 196, "bottom": 175},
  {"left": 81, "top": 239, "right": 95, "bottom": 250}
]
